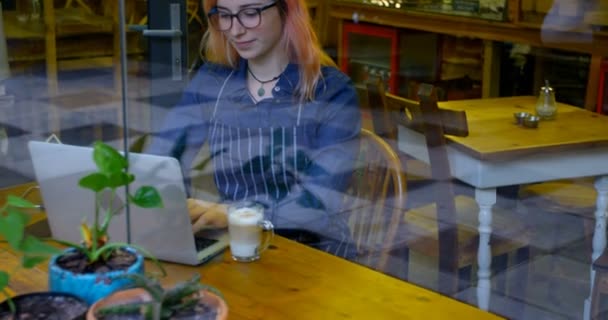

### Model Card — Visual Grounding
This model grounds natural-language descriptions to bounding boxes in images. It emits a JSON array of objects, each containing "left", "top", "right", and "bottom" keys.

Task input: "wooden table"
[
  {"left": 0, "top": 186, "right": 503, "bottom": 319},
  {"left": 397, "top": 96, "right": 608, "bottom": 316}
]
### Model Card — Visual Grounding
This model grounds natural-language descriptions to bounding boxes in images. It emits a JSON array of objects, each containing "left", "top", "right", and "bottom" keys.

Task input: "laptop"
[{"left": 27, "top": 140, "right": 229, "bottom": 265}]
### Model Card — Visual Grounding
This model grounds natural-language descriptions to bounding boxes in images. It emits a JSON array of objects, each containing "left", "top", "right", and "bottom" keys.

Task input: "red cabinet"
[
  {"left": 340, "top": 22, "right": 399, "bottom": 94},
  {"left": 339, "top": 21, "right": 482, "bottom": 101}
]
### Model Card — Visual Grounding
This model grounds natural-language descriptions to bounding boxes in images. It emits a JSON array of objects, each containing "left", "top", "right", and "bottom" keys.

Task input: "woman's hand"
[{"left": 187, "top": 198, "right": 228, "bottom": 233}]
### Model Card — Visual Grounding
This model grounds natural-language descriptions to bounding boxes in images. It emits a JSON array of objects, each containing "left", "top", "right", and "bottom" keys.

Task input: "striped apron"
[{"left": 208, "top": 71, "right": 357, "bottom": 259}]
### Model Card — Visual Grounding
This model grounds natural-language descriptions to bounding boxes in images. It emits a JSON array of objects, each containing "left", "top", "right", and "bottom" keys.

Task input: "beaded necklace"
[{"left": 248, "top": 68, "right": 281, "bottom": 97}]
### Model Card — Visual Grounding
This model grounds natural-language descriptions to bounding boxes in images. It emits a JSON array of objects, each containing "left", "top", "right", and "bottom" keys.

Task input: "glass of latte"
[{"left": 227, "top": 202, "right": 274, "bottom": 262}]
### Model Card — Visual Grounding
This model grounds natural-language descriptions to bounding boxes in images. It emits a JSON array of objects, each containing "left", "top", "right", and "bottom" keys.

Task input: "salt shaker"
[{"left": 535, "top": 80, "right": 557, "bottom": 120}]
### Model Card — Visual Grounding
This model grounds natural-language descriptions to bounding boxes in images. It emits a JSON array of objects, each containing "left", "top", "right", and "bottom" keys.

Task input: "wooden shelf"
[
  {"left": 329, "top": 1, "right": 606, "bottom": 110},
  {"left": 329, "top": 2, "right": 608, "bottom": 55}
]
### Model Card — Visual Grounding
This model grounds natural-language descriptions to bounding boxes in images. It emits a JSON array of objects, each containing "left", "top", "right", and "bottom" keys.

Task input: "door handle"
[
  {"left": 142, "top": 29, "right": 183, "bottom": 37},
  {"left": 127, "top": 24, "right": 148, "bottom": 32}
]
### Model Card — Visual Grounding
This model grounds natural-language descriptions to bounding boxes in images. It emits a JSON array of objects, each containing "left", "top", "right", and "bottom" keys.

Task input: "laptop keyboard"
[{"left": 194, "top": 236, "right": 219, "bottom": 252}]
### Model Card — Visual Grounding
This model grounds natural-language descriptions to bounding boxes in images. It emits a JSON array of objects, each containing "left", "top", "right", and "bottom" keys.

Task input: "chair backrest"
[
  {"left": 344, "top": 128, "right": 407, "bottom": 271},
  {"left": 355, "top": 83, "right": 369, "bottom": 111},
  {"left": 366, "top": 79, "right": 397, "bottom": 142},
  {"left": 385, "top": 85, "right": 468, "bottom": 293}
]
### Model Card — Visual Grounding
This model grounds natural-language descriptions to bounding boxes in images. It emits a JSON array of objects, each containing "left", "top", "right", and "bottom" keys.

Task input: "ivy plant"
[{"left": 0, "top": 141, "right": 166, "bottom": 312}]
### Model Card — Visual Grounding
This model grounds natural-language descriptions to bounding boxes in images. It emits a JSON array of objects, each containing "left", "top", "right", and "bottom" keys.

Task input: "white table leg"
[
  {"left": 476, "top": 187, "right": 496, "bottom": 311},
  {"left": 584, "top": 176, "right": 608, "bottom": 320}
]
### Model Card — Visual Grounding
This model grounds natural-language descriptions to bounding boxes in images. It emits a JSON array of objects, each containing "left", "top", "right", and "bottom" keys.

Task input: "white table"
[{"left": 397, "top": 96, "right": 608, "bottom": 317}]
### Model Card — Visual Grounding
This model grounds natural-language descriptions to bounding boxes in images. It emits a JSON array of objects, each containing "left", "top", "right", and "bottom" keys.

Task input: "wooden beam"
[
  {"left": 506, "top": 0, "right": 520, "bottom": 23},
  {"left": 586, "top": 55, "right": 603, "bottom": 111},
  {"left": 482, "top": 40, "right": 500, "bottom": 98}
]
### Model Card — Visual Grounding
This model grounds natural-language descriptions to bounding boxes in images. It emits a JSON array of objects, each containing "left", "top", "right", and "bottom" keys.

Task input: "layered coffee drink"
[
  {"left": 228, "top": 208, "right": 264, "bottom": 259},
  {"left": 227, "top": 202, "right": 274, "bottom": 262}
]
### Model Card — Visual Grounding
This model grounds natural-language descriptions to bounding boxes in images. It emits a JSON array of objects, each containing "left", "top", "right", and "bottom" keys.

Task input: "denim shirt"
[{"left": 148, "top": 59, "right": 361, "bottom": 244}]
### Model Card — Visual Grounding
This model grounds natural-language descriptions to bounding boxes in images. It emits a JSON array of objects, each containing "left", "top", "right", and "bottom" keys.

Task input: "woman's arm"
[
  {"left": 272, "top": 71, "right": 361, "bottom": 234},
  {"left": 146, "top": 66, "right": 213, "bottom": 174}
]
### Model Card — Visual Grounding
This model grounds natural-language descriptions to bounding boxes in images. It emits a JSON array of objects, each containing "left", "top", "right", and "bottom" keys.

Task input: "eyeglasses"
[{"left": 207, "top": 2, "right": 278, "bottom": 31}]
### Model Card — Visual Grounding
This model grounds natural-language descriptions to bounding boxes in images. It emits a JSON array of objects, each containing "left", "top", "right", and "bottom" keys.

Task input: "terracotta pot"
[{"left": 86, "top": 288, "right": 228, "bottom": 320}]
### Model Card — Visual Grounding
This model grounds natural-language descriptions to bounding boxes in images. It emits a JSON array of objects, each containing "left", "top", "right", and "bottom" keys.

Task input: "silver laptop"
[{"left": 27, "top": 140, "right": 229, "bottom": 265}]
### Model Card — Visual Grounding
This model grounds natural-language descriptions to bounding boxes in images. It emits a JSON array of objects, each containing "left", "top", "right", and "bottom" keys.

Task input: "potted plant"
[
  {"left": 87, "top": 273, "right": 228, "bottom": 320},
  {"left": 0, "top": 195, "right": 89, "bottom": 319},
  {"left": 0, "top": 141, "right": 165, "bottom": 316},
  {"left": 47, "top": 141, "right": 164, "bottom": 305}
]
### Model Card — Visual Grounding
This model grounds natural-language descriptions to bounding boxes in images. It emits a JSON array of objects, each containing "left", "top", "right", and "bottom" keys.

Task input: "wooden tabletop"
[
  {"left": 1, "top": 237, "right": 503, "bottom": 319},
  {"left": 0, "top": 186, "right": 503, "bottom": 319},
  {"left": 438, "top": 96, "right": 608, "bottom": 160}
]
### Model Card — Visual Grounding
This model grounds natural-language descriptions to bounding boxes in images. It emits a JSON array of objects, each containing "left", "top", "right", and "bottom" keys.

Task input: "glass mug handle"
[{"left": 256, "top": 220, "right": 274, "bottom": 255}]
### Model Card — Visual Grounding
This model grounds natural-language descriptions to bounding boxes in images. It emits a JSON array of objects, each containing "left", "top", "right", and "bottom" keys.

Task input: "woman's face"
[{"left": 215, "top": 0, "right": 284, "bottom": 63}]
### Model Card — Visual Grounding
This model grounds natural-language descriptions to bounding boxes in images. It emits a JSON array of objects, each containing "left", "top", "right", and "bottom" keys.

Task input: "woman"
[{"left": 148, "top": 0, "right": 360, "bottom": 258}]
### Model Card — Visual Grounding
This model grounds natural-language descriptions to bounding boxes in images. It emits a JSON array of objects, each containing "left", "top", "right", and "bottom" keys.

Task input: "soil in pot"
[
  {"left": 57, "top": 248, "right": 137, "bottom": 274},
  {"left": 0, "top": 292, "right": 88, "bottom": 320},
  {"left": 96, "top": 300, "right": 219, "bottom": 320}
]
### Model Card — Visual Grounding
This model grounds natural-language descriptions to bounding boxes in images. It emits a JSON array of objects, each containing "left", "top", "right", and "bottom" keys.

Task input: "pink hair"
[{"left": 202, "top": 0, "right": 335, "bottom": 101}]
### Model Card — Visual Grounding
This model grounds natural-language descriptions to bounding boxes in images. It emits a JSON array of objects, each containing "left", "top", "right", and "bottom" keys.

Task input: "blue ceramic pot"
[{"left": 48, "top": 247, "right": 144, "bottom": 305}]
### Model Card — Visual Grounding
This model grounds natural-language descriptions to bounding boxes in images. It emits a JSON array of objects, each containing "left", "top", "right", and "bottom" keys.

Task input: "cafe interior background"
[{"left": 1, "top": 0, "right": 608, "bottom": 319}]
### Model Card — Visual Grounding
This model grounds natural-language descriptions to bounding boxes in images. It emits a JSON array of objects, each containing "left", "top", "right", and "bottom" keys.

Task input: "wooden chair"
[
  {"left": 344, "top": 128, "right": 407, "bottom": 272},
  {"left": 365, "top": 79, "right": 395, "bottom": 142},
  {"left": 388, "top": 85, "right": 531, "bottom": 302},
  {"left": 187, "top": 0, "right": 204, "bottom": 27},
  {"left": 365, "top": 79, "right": 475, "bottom": 209},
  {"left": 43, "top": 0, "right": 122, "bottom": 140}
]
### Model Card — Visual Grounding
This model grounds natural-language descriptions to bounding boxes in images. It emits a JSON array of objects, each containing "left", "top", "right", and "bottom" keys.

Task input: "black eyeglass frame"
[{"left": 207, "top": 1, "right": 278, "bottom": 31}]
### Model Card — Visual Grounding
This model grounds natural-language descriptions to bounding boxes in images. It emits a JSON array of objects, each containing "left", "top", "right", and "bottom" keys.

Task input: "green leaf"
[
  {"left": 192, "top": 148, "right": 226, "bottom": 171},
  {"left": 267, "top": 182, "right": 290, "bottom": 202},
  {"left": 19, "top": 235, "right": 61, "bottom": 256},
  {"left": 7, "top": 195, "right": 37, "bottom": 209},
  {"left": 0, "top": 209, "right": 28, "bottom": 248},
  {"left": 107, "top": 172, "right": 135, "bottom": 188},
  {"left": 0, "top": 271, "right": 8, "bottom": 289},
  {"left": 272, "top": 128, "right": 284, "bottom": 156},
  {"left": 130, "top": 186, "right": 163, "bottom": 208},
  {"left": 170, "top": 132, "right": 188, "bottom": 161},
  {"left": 48, "top": 239, "right": 89, "bottom": 256},
  {"left": 79, "top": 172, "right": 110, "bottom": 192},
  {"left": 21, "top": 255, "right": 49, "bottom": 269},
  {"left": 306, "top": 161, "right": 331, "bottom": 177},
  {"left": 129, "top": 134, "right": 149, "bottom": 153},
  {"left": 93, "top": 142, "right": 128, "bottom": 174},
  {"left": 293, "top": 150, "right": 311, "bottom": 171},
  {"left": 296, "top": 189, "right": 326, "bottom": 211}
]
